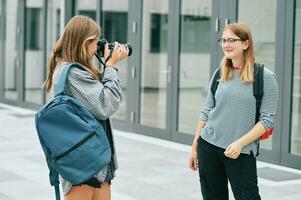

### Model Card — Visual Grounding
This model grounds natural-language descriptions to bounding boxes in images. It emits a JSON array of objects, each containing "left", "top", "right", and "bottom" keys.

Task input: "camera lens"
[
  {"left": 96, "top": 39, "right": 133, "bottom": 58},
  {"left": 124, "top": 43, "right": 132, "bottom": 56}
]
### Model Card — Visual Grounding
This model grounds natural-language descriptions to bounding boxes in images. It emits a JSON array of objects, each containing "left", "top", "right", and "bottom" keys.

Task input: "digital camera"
[{"left": 96, "top": 39, "right": 132, "bottom": 58}]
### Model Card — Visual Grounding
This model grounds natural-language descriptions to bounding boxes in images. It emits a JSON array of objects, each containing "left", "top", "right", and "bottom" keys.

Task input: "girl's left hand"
[{"left": 224, "top": 141, "right": 243, "bottom": 159}]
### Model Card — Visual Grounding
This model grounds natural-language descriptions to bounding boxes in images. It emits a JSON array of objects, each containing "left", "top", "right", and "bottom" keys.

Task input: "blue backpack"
[{"left": 35, "top": 63, "right": 111, "bottom": 200}]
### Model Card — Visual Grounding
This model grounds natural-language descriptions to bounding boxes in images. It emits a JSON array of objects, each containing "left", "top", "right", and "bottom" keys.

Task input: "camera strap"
[
  {"left": 95, "top": 52, "right": 112, "bottom": 67},
  {"left": 98, "top": 59, "right": 106, "bottom": 67},
  {"left": 104, "top": 49, "right": 113, "bottom": 66},
  {"left": 94, "top": 47, "right": 114, "bottom": 68}
]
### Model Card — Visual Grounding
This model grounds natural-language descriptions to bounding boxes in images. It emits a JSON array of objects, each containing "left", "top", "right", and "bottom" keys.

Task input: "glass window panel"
[
  {"left": 178, "top": 0, "right": 212, "bottom": 134},
  {"left": 102, "top": 0, "right": 129, "bottom": 121},
  {"left": 0, "top": 1, "right": 3, "bottom": 97},
  {"left": 46, "top": 0, "right": 61, "bottom": 103},
  {"left": 290, "top": 0, "right": 301, "bottom": 156},
  {"left": 24, "top": 0, "right": 44, "bottom": 104},
  {"left": 4, "top": 0, "right": 19, "bottom": 100},
  {"left": 77, "top": 0, "right": 97, "bottom": 20},
  {"left": 238, "top": 0, "right": 277, "bottom": 150},
  {"left": 140, "top": 0, "right": 169, "bottom": 128},
  {"left": 26, "top": 8, "right": 42, "bottom": 50},
  {"left": 150, "top": 13, "right": 168, "bottom": 53}
]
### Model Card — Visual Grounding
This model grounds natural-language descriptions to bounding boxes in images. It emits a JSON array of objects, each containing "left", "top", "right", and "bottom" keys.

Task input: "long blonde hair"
[
  {"left": 220, "top": 23, "right": 255, "bottom": 84},
  {"left": 45, "top": 15, "right": 101, "bottom": 93}
]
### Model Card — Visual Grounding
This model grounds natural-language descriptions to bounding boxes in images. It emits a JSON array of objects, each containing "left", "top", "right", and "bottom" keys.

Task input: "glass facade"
[
  {"left": 238, "top": 0, "right": 277, "bottom": 72},
  {"left": 24, "top": 0, "right": 44, "bottom": 104},
  {"left": 4, "top": 0, "right": 19, "bottom": 100},
  {"left": 45, "top": 0, "right": 61, "bottom": 102},
  {"left": 238, "top": 0, "right": 277, "bottom": 150},
  {"left": 0, "top": 0, "right": 3, "bottom": 97},
  {"left": 139, "top": 0, "right": 169, "bottom": 128},
  {"left": 102, "top": 0, "right": 129, "bottom": 121},
  {"left": 178, "top": 0, "right": 212, "bottom": 134},
  {"left": 77, "top": 0, "right": 97, "bottom": 20},
  {"left": 1, "top": 0, "right": 301, "bottom": 169},
  {"left": 291, "top": 0, "right": 301, "bottom": 156}
]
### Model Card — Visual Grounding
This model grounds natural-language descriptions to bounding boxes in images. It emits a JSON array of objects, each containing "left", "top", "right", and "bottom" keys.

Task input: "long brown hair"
[
  {"left": 45, "top": 15, "right": 101, "bottom": 93},
  {"left": 220, "top": 23, "right": 255, "bottom": 84}
]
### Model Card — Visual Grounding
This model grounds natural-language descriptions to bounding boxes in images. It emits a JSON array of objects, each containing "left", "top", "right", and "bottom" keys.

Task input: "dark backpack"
[
  {"left": 210, "top": 63, "right": 273, "bottom": 141},
  {"left": 35, "top": 63, "right": 111, "bottom": 200}
]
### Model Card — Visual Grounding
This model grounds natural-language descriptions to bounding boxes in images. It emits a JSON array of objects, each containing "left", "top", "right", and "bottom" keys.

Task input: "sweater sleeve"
[
  {"left": 66, "top": 66, "right": 122, "bottom": 120},
  {"left": 258, "top": 68, "right": 279, "bottom": 130},
  {"left": 199, "top": 68, "right": 219, "bottom": 121}
]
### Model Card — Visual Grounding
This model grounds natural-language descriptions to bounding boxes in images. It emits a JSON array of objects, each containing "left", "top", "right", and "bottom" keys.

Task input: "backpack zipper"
[{"left": 54, "top": 131, "right": 96, "bottom": 160}]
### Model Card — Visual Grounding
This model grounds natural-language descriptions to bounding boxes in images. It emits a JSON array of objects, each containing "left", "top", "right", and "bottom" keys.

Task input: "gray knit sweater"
[
  {"left": 52, "top": 62, "right": 122, "bottom": 194},
  {"left": 199, "top": 67, "right": 279, "bottom": 156}
]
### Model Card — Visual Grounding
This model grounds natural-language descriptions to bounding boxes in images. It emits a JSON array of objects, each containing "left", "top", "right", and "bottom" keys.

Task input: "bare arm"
[
  {"left": 238, "top": 123, "right": 266, "bottom": 146},
  {"left": 189, "top": 69, "right": 220, "bottom": 170},
  {"left": 189, "top": 120, "right": 206, "bottom": 171},
  {"left": 224, "top": 123, "right": 266, "bottom": 159},
  {"left": 191, "top": 120, "right": 207, "bottom": 150}
]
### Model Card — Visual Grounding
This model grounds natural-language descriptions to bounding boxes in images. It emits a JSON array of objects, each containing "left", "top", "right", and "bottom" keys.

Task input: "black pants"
[{"left": 197, "top": 138, "right": 261, "bottom": 200}]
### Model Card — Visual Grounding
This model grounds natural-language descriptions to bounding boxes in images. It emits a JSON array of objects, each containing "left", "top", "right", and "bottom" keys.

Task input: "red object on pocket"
[{"left": 259, "top": 127, "right": 274, "bottom": 140}]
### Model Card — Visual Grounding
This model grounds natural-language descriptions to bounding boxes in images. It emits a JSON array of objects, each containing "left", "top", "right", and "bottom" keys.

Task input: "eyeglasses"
[{"left": 218, "top": 38, "right": 244, "bottom": 46}]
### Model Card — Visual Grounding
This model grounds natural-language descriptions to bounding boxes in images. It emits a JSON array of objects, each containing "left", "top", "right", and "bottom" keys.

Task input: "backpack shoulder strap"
[
  {"left": 253, "top": 63, "right": 264, "bottom": 123},
  {"left": 210, "top": 68, "right": 221, "bottom": 105},
  {"left": 54, "top": 63, "right": 83, "bottom": 97},
  {"left": 48, "top": 165, "right": 61, "bottom": 200}
]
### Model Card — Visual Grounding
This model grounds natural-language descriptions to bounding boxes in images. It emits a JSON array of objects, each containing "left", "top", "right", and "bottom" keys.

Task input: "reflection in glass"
[
  {"left": 178, "top": 0, "right": 212, "bottom": 134},
  {"left": 4, "top": 0, "right": 19, "bottom": 100},
  {"left": 77, "top": 0, "right": 97, "bottom": 20},
  {"left": 140, "top": 0, "right": 169, "bottom": 128},
  {"left": 238, "top": 0, "right": 277, "bottom": 150},
  {"left": 0, "top": 1, "right": 3, "bottom": 97},
  {"left": 46, "top": 0, "right": 61, "bottom": 103},
  {"left": 238, "top": 0, "right": 276, "bottom": 72},
  {"left": 102, "top": 0, "right": 129, "bottom": 120},
  {"left": 24, "top": 0, "right": 44, "bottom": 104},
  {"left": 291, "top": 0, "right": 301, "bottom": 156}
]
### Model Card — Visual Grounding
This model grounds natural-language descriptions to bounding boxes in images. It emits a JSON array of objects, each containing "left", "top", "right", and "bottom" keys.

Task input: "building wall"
[{"left": 0, "top": 0, "right": 301, "bottom": 169}]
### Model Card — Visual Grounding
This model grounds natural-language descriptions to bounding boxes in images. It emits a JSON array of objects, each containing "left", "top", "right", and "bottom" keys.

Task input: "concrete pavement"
[{"left": 0, "top": 103, "right": 301, "bottom": 200}]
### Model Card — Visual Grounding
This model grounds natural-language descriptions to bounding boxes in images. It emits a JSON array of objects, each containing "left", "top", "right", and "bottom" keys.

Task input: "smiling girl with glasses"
[{"left": 189, "top": 23, "right": 278, "bottom": 200}]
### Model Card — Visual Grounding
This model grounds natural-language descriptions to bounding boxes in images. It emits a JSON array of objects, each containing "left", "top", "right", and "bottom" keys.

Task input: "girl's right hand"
[
  {"left": 105, "top": 42, "right": 128, "bottom": 66},
  {"left": 189, "top": 149, "right": 198, "bottom": 171}
]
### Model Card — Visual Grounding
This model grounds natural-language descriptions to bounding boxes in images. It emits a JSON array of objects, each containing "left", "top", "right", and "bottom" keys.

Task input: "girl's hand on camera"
[{"left": 105, "top": 42, "right": 129, "bottom": 67}]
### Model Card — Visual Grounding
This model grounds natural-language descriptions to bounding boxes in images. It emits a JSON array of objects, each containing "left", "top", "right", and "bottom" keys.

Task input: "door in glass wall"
[
  {"left": 101, "top": 0, "right": 129, "bottom": 121},
  {"left": 290, "top": 0, "right": 301, "bottom": 156},
  {"left": 177, "top": 0, "right": 212, "bottom": 135},
  {"left": 24, "top": 0, "right": 44, "bottom": 104},
  {"left": 3, "top": 0, "right": 20, "bottom": 100},
  {"left": 238, "top": 0, "right": 277, "bottom": 150},
  {"left": 139, "top": 0, "right": 169, "bottom": 129}
]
